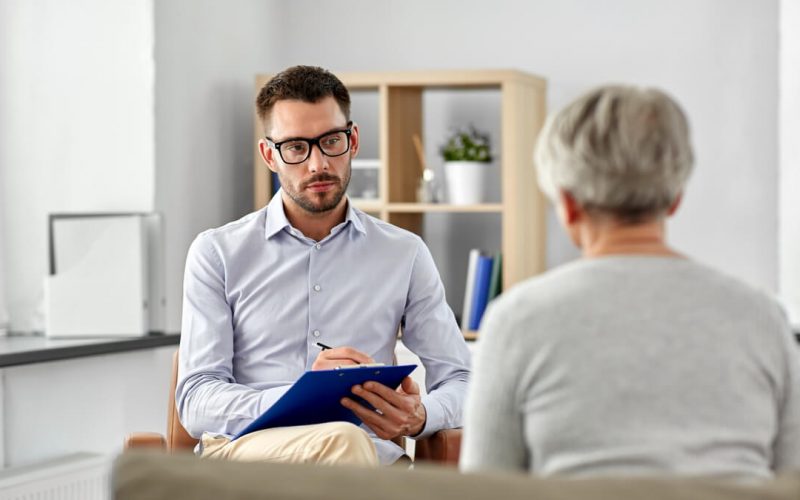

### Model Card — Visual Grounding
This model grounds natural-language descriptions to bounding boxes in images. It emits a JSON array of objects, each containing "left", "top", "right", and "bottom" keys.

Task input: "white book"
[{"left": 461, "top": 249, "right": 480, "bottom": 330}]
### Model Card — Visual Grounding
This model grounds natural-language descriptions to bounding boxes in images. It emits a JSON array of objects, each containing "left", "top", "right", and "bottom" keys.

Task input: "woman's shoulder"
[{"left": 491, "top": 255, "right": 786, "bottom": 328}]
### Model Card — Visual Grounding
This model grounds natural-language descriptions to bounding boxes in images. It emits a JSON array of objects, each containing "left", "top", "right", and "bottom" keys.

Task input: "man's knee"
[
  {"left": 321, "top": 422, "right": 369, "bottom": 443},
  {"left": 315, "top": 422, "right": 377, "bottom": 466},
  {"left": 318, "top": 422, "right": 371, "bottom": 449}
]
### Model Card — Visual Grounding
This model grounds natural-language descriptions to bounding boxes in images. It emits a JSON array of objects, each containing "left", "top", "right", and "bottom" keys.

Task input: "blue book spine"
[{"left": 469, "top": 254, "right": 494, "bottom": 330}]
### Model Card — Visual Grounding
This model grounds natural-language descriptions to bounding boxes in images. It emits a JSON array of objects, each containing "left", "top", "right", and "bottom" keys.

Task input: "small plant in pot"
[{"left": 440, "top": 126, "right": 493, "bottom": 204}]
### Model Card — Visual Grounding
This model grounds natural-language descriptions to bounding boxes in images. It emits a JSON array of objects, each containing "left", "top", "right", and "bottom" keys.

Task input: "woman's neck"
[{"left": 577, "top": 218, "right": 682, "bottom": 258}]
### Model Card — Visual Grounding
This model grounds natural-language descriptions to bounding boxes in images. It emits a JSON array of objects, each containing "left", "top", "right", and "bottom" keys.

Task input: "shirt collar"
[
  {"left": 344, "top": 199, "right": 367, "bottom": 236},
  {"left": 264, "top": 190, "right": 292, "bottom": 240},
  {"left": 264, "top": 189, "right": 366, "bottom": 240}
]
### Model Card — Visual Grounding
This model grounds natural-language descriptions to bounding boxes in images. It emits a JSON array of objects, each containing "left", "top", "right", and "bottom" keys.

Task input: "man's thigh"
[{"left": 201, "top": 422, "right": 378, "bottom": 467}]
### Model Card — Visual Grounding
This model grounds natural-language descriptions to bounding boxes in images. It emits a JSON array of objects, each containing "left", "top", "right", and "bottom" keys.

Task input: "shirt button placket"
[{"left": 309, "top": 242, "right": 323, "bottom": 348}]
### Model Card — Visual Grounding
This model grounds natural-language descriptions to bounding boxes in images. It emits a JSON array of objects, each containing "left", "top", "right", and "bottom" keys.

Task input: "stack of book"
[{"left": 461, "top": 249, "right": 502, "bottom": 332}]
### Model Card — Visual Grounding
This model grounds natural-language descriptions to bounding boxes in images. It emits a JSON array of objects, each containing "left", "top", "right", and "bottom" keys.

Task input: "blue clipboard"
[{"left": 232, "top": 364, "right": 417, "bottom": 440}]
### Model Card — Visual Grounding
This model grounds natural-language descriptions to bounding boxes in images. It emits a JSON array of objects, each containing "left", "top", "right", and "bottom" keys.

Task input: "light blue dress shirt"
[{"left": 176, "top": 191, "right": 472, "bottom": 464}]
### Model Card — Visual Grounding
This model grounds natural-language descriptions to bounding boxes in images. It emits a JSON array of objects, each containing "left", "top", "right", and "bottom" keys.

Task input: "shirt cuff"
[{"left": 412, "top": 394, "right": 445, "bottom": 440}]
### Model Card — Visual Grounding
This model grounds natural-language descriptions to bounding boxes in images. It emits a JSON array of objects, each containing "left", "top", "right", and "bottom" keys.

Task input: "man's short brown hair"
[{"left": 256, "top": 65, "right": 351, "bottom": 132}]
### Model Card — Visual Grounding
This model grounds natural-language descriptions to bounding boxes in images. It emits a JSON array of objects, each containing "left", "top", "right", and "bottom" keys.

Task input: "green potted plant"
[{"left": 440, "top": 126, "right": 493, "bottom": 204}]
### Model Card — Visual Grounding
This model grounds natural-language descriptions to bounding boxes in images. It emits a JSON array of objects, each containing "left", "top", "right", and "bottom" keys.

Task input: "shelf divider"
[{"left": 386, "top": 203, "right": 503, "bottom": 213}]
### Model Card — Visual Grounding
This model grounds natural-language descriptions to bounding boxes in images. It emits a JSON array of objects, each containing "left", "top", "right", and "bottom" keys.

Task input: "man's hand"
[
  {"left": 311, "top": 346, "right": 374, "bottom": 371},
  {"left": 341, "top": 377, "right": 427, "bottom": 440}
]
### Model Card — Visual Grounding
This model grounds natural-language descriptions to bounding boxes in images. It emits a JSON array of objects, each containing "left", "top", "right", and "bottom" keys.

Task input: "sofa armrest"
[
  {"left": 414, "top": 428, "right": 461, "bottom": 465},
  {"left": 125, "top": 432, "right": 167, "bottom": 451}
]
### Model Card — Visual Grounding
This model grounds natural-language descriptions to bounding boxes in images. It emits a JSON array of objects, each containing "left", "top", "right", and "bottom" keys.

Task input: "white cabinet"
[{"left": 0, "top": 346, "right": 173, "bottom": 468}]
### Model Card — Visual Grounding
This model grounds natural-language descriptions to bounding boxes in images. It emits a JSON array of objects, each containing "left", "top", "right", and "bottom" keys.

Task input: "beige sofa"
[{"left": 113, "top": 451, "right": 800, "bottom": 500}]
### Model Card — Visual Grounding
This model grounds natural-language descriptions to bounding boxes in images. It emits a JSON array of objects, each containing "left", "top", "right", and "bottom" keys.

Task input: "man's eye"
[
  {"left": 322, "top": 136, "right": 341, "bottom": 146},
  {"left": 284, "top": 142, "right": 306, "bottom": 152}
]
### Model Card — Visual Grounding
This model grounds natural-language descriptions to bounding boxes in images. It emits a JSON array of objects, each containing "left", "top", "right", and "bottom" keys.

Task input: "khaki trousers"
[{"left": 200, "top": 422, "right": 379, "bottom": 467}]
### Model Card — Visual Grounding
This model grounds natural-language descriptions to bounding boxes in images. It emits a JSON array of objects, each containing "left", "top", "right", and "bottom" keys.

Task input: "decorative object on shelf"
[
  {"left": 412, "top": 134, "right": 440, "bottom": 203},
  {"left": 441, "top": 126, "right": 493, "bottom": 205},
  {"left": 349, "top": 159, "right": 380, "bottom": 200},
  {"left": 44, "top": 213, "right": 166, "bottom": 338}
]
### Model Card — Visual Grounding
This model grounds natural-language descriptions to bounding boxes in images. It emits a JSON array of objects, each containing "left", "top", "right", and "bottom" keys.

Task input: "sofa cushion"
[{"left": 113, "top": 451, "right": 800, "bottom": 500}]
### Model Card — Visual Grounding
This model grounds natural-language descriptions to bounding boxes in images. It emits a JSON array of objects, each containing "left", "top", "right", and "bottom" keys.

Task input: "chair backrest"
[{"left": 167, "top": 350, "right": 200, "bottom": 451}]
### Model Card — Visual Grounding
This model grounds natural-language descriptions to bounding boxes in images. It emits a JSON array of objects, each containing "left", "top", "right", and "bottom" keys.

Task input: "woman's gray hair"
[{"left": 534, "top": 85, "right": 694, "bottom": 222}]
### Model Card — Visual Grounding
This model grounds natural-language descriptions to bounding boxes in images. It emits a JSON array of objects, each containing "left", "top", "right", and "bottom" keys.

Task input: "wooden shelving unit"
[{"left": 254, "top": 70, "right": 548, "bottom": 337}]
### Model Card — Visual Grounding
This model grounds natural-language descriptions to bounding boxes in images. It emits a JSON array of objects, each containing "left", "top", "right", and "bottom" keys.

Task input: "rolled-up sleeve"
[
  {"left": 400, "top": 239, "right": 471, "bottom": 439},
  {"left": 176, "top": 233, "right": 290, "bottom": 438}
]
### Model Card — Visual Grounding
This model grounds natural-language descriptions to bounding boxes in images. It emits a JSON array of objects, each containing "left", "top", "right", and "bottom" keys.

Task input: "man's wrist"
[{"left": 408, "top": 403, "right": 427, "bottom": 437}]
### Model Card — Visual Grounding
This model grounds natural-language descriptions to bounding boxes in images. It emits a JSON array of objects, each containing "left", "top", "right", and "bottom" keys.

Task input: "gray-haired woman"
[{"left": 460, "top": 86, "right": 800, "bottom": 478}]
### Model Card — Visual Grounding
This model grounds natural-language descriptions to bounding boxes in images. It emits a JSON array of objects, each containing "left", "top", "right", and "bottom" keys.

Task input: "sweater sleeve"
[{"left": 459, "top": 299, "right": 528, "bottom": 473}]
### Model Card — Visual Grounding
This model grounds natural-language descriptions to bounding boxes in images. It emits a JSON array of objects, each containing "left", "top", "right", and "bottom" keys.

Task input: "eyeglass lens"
[{"left": 279, "top": 131, "right": 350, "bottom": 164}]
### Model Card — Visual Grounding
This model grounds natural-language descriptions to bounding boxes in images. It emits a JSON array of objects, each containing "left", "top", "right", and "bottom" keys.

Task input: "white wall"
[
  {"left": 154, "top": 0, "right": 279, "bottom": 332},
  {"left": 265, "top": 0, "right": 780, "bottom": 310},
  {"left": 0, "top": 0, "right": 156, "bottom": 332},
  {"left": 779, "top": 0, "right": 800, "bottom": 326}
]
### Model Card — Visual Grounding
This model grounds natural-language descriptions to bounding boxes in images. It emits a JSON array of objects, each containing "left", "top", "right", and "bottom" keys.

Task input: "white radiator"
[{"left": 0, "top": 453, "right": 110, "bottom": 500}]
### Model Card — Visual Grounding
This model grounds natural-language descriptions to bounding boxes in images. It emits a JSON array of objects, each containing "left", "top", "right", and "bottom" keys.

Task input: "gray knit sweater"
[{"left": 460, "top": 256, "right": 800, "bottom": 478}]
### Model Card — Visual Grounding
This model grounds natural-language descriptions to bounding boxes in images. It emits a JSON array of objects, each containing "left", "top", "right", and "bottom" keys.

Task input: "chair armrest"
[
  {"left": 414, "top": 428, "right": 461, "bottom": 465},
  {"left": 125, "top": 432, "right": 167, "bottom": 451}
]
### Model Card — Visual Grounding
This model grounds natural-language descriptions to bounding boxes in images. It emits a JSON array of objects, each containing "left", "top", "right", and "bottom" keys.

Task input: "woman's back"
[{"left": 461, "top": 256, "right": 800, "bottom": 478}]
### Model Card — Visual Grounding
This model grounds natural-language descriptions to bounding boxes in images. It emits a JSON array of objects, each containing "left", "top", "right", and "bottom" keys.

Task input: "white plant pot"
[{"left": 445, "top": 161, "right": 488, "bottom": 205}]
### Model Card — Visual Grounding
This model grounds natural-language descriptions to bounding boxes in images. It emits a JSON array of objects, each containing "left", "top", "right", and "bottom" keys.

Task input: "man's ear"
[
  {"left": 558, "top": 190, "right": 582, "bottom": 225},
  {"left": 259, "top": 139, "right": 278, "bottom": 173},
  {"left": 667, "top": 193, "right": 683, "bottom": 216},
  {"left": 349, "top": 122, "right": 360, "bottom": 159}
]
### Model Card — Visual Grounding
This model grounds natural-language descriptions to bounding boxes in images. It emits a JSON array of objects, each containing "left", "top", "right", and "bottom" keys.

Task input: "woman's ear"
[
  {"left": 667, "top": 193, "right": 683, "bottom": 216},
  {"left": 558, "top": 190, "right": 582, "bottom": 225}
]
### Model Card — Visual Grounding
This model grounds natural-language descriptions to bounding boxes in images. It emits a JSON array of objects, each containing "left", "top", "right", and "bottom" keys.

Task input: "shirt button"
[
  {"left": 313, "top": 284, "right": 321, "bottom": 292},
  {"left": 315, "top": 243, "right": 321, "bottom": 250},
  {"left": 313, "top": 330, "right": 321, "bottom": 337}
]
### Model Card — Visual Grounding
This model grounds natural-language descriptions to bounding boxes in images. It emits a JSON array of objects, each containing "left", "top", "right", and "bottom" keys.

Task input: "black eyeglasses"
[{"left": 266, "top": 122, "right": 353, "bottom": 165}]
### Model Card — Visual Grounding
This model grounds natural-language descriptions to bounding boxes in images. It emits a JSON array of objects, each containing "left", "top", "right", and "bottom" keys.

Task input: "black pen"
[{"left": 315, "top": 343, "right": 384, "bottom": 368}]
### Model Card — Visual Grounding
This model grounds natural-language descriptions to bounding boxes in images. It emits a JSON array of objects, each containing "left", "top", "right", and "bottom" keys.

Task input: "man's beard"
[{"left": 280, "top": 166, "right": 351, "bottom": 214}]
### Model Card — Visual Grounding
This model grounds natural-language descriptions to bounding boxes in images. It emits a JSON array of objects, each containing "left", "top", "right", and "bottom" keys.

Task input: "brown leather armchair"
[{"left": 125, "top": 351, "right": 461, "bottom": 465}]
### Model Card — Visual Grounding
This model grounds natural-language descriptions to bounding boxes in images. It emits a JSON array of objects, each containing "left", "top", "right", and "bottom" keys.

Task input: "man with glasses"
[{"left": 176, "top": 65, "right": 471, "bottom": 467}]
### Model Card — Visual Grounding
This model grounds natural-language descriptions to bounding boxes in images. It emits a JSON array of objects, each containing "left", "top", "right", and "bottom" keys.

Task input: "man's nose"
[{"left": 306, "top": 144, "right": 329, "bottom": 173}]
